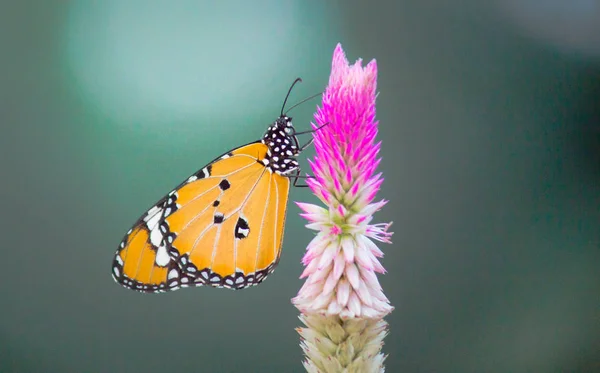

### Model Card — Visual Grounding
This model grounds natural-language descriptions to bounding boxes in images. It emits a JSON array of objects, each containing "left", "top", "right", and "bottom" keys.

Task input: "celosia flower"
[{"left": 293, "top": 44, "right": 393, "bottom": 319}]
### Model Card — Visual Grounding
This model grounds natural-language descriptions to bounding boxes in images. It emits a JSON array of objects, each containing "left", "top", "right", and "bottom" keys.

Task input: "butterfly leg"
[
  {"left": 286, "top": 123, "right": 329, "bottom": 186},
  {"left": 282, "top": 168, "right": 314, "bottom": 188},
  {"left": 297, "top": 137, "right": 314, "bottom": 153},
  {"left": 293, "top": 122, "right": 329, "bottom": 136},
  {"left": 291, "top": 122, "right": 329, "bottom": 155}
]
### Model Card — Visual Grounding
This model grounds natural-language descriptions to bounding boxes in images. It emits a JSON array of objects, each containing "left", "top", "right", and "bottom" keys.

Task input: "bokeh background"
[{"left": 1, "top": 1, "right": 599, "bottom": 372}]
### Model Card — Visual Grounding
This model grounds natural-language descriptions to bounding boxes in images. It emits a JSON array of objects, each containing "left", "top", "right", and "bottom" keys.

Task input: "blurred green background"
[{"left": 1, "top": 1, "right": 599, "bottom": 372}]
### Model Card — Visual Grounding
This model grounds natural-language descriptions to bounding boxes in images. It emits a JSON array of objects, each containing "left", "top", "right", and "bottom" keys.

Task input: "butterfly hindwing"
[{"left": 112, "top": 142, "right": 291, "bottom": 293}]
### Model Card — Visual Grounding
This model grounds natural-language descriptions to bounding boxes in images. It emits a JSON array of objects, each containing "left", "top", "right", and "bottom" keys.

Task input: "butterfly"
[{"left": 111, "top": 78, "right": 323, "bottom": 293}]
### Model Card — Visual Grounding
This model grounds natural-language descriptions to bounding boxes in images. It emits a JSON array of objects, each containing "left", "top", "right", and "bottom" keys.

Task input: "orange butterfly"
[{"left": 112, "top": 79, "right": 321, "bottom": 293}]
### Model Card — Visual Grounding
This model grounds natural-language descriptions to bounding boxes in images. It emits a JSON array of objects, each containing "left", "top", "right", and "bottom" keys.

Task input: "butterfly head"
[
  {"left": 276, "top": 114, "right": 294, "bottom": 129},
  {"left": 261, "top": 115, "right": 300, "bottom": 175}
]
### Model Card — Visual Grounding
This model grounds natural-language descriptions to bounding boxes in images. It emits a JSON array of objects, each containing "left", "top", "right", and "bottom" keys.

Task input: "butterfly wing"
[{"left": 111, "top": 142, "right": 291, "bottom": 292}]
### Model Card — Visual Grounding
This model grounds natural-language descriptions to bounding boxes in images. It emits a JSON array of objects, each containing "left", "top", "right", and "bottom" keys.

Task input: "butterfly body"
[
  {"left": 112, "top": 115, "right": 303, "bottom": 293},
  {"left": 260, "top": 115, "right": 301, "bottom": 175}
]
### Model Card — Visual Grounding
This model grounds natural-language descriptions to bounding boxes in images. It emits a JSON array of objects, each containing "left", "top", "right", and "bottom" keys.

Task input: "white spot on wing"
[
  {"left": 150, "top": 228, "right": 163, "bottom": 247},
  {"left": 146, "top": 205, "right": 161, "bottom": 217},
  {"left": 188, "top": 175, "right": 198, "bottom": 182},
  {"left": 168, "top": 269, "right": 179, "bottom": 279},
  {"left": 145, "top": 211, "right": 161, "bottom": 229},
  {"left": 155, "top": 245, "right": 170, "bottom": 266}
]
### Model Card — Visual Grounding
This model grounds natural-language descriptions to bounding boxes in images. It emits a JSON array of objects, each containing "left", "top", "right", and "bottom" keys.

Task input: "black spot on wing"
[
  {"left": 193, "top": 165, "right": 212, "bottom": 179},
  {"left": 234, "top": 217, "right": 250, "bottom": 239},
  {"left": 219, "top": 179, "right": 231, "bottom": 190},
  {"left": 213, "top": 213, "right": 224, "bottom": 224}
]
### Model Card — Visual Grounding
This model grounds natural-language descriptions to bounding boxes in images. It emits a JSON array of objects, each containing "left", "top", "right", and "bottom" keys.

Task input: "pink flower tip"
[
  {"left": 330, "top": 225, "right": 342, "bottom": 235},
  {"left": 293, "top": 43, "right": 393, "bottom": 320}
]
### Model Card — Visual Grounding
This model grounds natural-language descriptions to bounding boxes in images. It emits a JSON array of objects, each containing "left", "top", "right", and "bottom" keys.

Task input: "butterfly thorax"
[{"left": 260, "top": 115, "right": 300, "bottom": 175}]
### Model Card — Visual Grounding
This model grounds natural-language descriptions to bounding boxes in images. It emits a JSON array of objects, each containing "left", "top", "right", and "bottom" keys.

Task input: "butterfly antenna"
[
  {"left": 281, "top": 78, "right": 303, "bottom": 116},
  {"left": 284, "top": 91, "right": 324, "bottom": 115}
]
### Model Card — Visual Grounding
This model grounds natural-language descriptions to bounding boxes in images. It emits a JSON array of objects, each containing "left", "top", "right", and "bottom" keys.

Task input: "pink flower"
[{"left": 292, "top": 44, "right": 393, "bottom": 319}]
